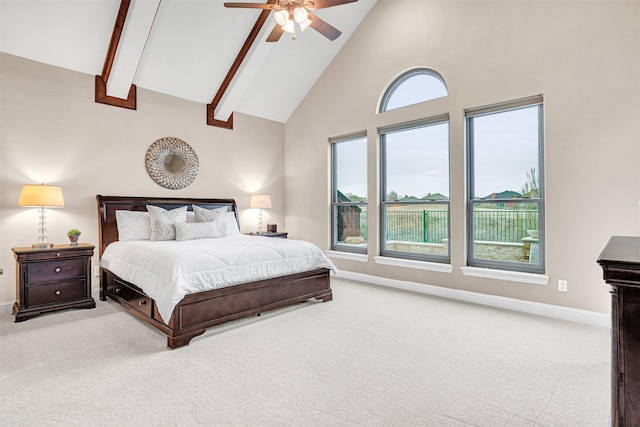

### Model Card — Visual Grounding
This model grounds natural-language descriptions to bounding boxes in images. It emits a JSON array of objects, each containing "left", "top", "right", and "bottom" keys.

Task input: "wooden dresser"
[
  {"left": 597, "top": 236, "right": 640, "bottom": 427},
  {"left": 12, "top": 243, "right": 95, "bottom": 321}
]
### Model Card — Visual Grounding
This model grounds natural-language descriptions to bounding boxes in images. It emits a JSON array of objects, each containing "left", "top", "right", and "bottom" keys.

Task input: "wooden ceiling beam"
[
  {"left": 95, "top": 0, "right": 136, "bottom": 110},
  {"left": 207, "top": 0, "right": 278, "bottom": 129}
]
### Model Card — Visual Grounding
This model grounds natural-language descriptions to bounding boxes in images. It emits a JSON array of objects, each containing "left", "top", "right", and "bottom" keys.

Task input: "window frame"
[
  {"left": 379, "top": 68, "right": 448, "bottom": 113},
  {"left": 379, "top": 115, "right": 451, "bottom": 263},
  {"left": 330, "top": 132, "right": 368, "bottom": 254},
  {"left": 466, "top": 95, "right": 545, "bottom": 274}
]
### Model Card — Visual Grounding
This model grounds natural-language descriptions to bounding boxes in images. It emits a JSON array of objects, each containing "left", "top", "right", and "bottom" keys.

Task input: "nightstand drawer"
[
  {"left": 111, "top": 280, "right": 153, "bottom": 318},
  {"left": 27, "top": 258, "right": 86, "bottom": 283},
  {"left": 27, "top": 279, "right": 86, "bottom": 306}
]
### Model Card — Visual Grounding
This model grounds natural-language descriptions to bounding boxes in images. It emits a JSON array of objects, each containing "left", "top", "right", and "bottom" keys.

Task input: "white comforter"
[{"left": 99, "top": 234, "right": 338, "bottom": 322}]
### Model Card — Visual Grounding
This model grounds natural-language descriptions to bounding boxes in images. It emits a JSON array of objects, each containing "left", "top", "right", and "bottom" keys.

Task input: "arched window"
[
  {"left": 377, "top": 67, "right": 451, "bottom": 264},
  {"left": 379, "top": 68, "right": 448, "bottom": 113}
]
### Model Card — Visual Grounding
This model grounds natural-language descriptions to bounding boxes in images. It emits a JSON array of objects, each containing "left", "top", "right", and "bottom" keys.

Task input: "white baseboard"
[
  {"left": 0, "top": 300, "right": 14, "bottom": 315},
  {"left": 337, "top": 270, "right": 610, "bottom": 328}
]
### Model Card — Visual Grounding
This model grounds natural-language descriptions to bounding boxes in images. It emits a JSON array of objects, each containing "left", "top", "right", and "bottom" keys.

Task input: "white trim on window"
[
  {"left": 326, "top": 250, "right": 369, "bottom": 263},
  {"left": 460, "top": 266, "right": 549, "bottom": 286},
  {"left": 374, "top": 256, "right": 453, "bottom": 273}
]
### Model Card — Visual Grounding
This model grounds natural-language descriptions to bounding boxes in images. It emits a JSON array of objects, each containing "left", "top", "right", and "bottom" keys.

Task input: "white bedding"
[{"left": 99, "top": 234, "right": 338, "bottom": 322}]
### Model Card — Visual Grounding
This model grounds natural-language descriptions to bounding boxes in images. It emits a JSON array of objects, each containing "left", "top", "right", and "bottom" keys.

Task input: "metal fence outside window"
[
  {"left": 360, "top": 209, "right": 538, "bottom": 244},
  {"left": 472, "top": 209, "right": 538, "bottom": 243}
]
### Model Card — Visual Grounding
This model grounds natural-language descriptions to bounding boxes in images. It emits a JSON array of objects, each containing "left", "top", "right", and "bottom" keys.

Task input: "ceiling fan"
[{"left": 224, "top": 0, "right": 358, "bottom": 42}]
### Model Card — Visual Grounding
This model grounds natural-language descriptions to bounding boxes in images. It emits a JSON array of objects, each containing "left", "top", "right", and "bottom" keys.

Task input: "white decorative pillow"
[
  {"left": 175, "top": 221, "right": 224, "bottom": 241},
  {"left": 147, "top": 205, "right": 188, "bottom": 241},
  {"left": 186, "top": 211, "right": 196, "bottom": 223},
  {"left": 115, "top": 211, "right": 151, "bottom": 241},
  {"left": 193, "top": 204, "right": 228, "bottom": 223},
  {"left": 222, "top": 212, "right": 240, "bottom": 236}
]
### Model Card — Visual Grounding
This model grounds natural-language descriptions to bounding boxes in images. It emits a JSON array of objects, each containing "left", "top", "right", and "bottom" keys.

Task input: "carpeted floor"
[{"left": 0, "top": 277, "right": 610, "bottom": 426}]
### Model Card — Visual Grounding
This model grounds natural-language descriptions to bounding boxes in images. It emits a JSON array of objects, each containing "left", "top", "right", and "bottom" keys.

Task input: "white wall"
[
  {"left": 0, "top": 53, "right": 285, "bottom": 305},
  {"left": 284, "top": 0, "right": 640, "bottom": 314}
]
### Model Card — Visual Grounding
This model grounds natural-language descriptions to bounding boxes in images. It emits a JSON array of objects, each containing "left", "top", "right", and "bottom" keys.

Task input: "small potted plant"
[{"left": 67, "top": 228, "right": 81, "bottom": 246}]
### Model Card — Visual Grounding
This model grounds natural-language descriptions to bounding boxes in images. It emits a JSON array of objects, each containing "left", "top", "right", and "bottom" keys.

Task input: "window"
[
  {"left": 466, "top": 95, "right": 544, "bottom": 273},
  {"left": 380, "top": 116, "right": 450, "bottom": 262},
  {"left": 379, "top": 68, "right": 448, "bottom": 113},
  {"left": 331, "top": 134, "right": 367, "bottom": 253}
]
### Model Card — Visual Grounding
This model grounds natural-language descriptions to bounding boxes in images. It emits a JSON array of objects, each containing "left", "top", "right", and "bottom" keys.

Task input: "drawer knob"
[
  {"left": 139, "top": 300, "right": 147, "bottom": 306},
  {"left": 114, "top": 287, "right": 121, "bottom": 294},
  {"left": 55, "top": 267, "right": 61, "bottom": 273},
  {"left": 56, "top": 252, "right": 61, "bottom": 257},
  {"left": 55, "top": 290, "right": 61, "bottom": 296}
]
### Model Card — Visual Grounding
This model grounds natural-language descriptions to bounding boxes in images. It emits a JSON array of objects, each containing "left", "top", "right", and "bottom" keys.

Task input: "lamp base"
[{"left": 32, "top": 242, "right": 53, "bottom": 249}]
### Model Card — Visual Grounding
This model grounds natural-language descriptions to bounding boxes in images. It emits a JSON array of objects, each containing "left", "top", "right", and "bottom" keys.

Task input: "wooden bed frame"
[{"left": 96, "top": 195, "right": 332, "bottom": 349}]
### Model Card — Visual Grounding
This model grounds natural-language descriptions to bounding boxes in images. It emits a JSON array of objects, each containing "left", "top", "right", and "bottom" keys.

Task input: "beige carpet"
[{"left": 0, "top": 278, "right": 610, "bottom": 426}]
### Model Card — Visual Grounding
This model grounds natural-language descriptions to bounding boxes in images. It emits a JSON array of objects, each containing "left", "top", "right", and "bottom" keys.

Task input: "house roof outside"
[{"left": 484, "top": 190, "right": 522, "bottom": 200}]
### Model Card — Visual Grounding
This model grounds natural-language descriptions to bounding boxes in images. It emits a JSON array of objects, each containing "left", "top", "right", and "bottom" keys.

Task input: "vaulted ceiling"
[{"left": 0, "top": 0, "right": 376, "bottom": 127}]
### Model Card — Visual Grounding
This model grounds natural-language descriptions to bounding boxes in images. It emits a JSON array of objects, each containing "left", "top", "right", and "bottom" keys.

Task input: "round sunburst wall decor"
[{"left": 145, "top": 137, "right": 199, "bottom": 189}]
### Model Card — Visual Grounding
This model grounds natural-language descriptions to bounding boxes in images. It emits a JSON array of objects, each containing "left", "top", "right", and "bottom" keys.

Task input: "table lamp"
[
  {"left": 250, "top": 194, "right": 271, "bottom": 233},
  {"left": 19, "top": 184, "right": 65, "bottom": 249}
]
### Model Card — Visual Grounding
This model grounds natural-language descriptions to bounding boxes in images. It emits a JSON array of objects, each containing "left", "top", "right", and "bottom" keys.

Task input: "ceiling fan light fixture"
[
  {"left": 274, "top": 9, "right": 289, "bottom": 27},
  {"left": 282, "top": 18, "right": 296, "bottom": 34},
  {"left": 298, "top": 18, "right": 312, "bottom": 32},
  {"left": 293, "top": 7, "right": 309, "bottom": 24},
  {"left": 225, "top": 0, "right": 351, "bottom": 42}
]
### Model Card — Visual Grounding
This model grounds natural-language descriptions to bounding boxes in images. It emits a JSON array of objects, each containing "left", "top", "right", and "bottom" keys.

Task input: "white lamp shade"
[
  {"left": 299, "top": 18, "right": 312, "bottom": 31},
  {"left": 250, "top": 194, "right": 272, "bottom": 209},
  {"left": 274, "top": 9, "right": 288, "bottom": 27},
  {"left": 18, "top": 184, "right": 65, "bottom": 207},
  {"left": 282, "top": 18, "right": 295, "bottom": 34},
  {"left": 293, "top": 7, "right": 308, "bottom": 24}
]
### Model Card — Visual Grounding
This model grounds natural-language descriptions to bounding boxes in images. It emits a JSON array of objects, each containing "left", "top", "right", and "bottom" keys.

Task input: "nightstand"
[
  {"left": 12, "top": 243, "right": 96, "bottom": 322},
  {"left": 244, "top": 232, "right": 288, "bottom": 239}
]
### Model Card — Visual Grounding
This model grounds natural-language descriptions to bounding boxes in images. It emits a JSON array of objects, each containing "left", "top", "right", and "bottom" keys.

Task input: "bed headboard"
[{"left": 96, "top": 195, "right": 239, "bottom": 258}]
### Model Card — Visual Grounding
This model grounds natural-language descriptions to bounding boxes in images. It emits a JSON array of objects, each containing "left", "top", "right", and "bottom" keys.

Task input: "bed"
[{"left": 97, "top": 195, "right": 334, "bottom": 349}]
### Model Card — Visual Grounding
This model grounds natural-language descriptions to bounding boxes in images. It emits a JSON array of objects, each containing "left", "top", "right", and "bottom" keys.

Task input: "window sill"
[
  {"left": 460, "top": 266, "right": 549, "bottom": 286},
  {"left": 326, "top": 250, "right": 369, "bottom": 263},
  {"left": 374, "top": 256, "right": 454, "bottom": 273}
]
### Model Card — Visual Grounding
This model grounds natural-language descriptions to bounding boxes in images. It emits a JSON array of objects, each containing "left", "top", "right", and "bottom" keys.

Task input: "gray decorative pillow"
[
  {"left": 175, "top": 221, "right": 224, "bottom": 241},
  {"left": 193, "top": 204, "right": 227, "bottom": 223},
  {"left": 147, "top": 205, "right": 188, "bottom": 241}
]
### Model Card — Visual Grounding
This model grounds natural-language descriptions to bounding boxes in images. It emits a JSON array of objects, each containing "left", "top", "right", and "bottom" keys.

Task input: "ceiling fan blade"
[
  {"left": 266, "top": 24, "right": 285, "bottom": 42},
  {"left": 224, "top": 2, "right": 280, "bottom": 9},
  {"left": 308, "top": 13, "right": 341, "bottom": 41},
  {"left": 306, "top": 0, "right": 358, "bottom": 10}
]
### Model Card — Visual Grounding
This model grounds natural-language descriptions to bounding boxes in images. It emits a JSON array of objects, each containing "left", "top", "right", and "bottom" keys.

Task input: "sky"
[
  {"left": 335, "top": 75, "right": 540, "bottom": 200},
  {"left": 471, "top": 106, "right": 540, "bottom": 197},
  {"left": 384, "top": 122, "right": 449, "bottom": 198}
]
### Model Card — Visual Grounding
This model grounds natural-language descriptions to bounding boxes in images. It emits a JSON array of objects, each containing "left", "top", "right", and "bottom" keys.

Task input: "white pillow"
[
  {"left": 115, "top": 211, "right": 151, "bottom": 241},
  {"left": 175, "top": 212, "right": 240, "bottom": 240},
  {"left": 175, "top": 221, "right": 224, "bottom": 241},
  {"left": 223, "top": 212, "right": 240, "bottom": 236},
  {"left": 147, "top": 205, "right": 188, "bottom": 241},
  {"left": 193, "top": 204, "right": 228, "bottom": 223}
]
